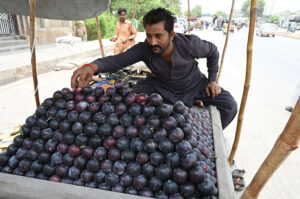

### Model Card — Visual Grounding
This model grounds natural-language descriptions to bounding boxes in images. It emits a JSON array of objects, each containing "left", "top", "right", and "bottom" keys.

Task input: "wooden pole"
[
  {"left": 187, "top": 0, "right": 190, "bottom": 35},
  {"left": 217, "top": 0, "right": 235, "bottom": 82},
  {"left": 29, "top": 0, "right": 40, "bottom": 108},
  {"left": 95, "top": 17, "right": 105, "bottom": 58},
  {"left": 228, "top": 0, "right": 256, "bottom": 165},
  {"left": 241, "top": 98, "right": 300, "bottom": 199},
  {"left": 131, "top": 0, "right": 139, "bottom": 23}
]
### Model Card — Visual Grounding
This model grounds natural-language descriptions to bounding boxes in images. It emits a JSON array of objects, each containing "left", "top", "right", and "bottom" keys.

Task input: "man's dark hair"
[
  {"left": 118, "top": 8, "right": 127, "bottom": 15},
  {"left": 143, "top": 8, "right": 175, "bottom": 33}
]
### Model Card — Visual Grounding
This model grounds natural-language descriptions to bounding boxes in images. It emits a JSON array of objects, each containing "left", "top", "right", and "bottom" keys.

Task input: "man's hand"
[
  {"left": 71, "top": 65, "right": 95, "bottom": 91},
  {"left": 205, "top": 81, "right": 222, "bottom": 99}
]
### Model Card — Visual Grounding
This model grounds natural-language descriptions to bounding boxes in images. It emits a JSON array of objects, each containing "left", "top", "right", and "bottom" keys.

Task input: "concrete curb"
[
  {"left": 275, "top": 32, "right": 300, "bottom": 40},
  {"left": 0, "top": 44, "right": 114, "bottom": 86}
]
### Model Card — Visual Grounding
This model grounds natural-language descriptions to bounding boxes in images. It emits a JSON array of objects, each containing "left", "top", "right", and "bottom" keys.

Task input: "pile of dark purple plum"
[{"left": 0, "top": 81, "right": 217, "bottom": 199}]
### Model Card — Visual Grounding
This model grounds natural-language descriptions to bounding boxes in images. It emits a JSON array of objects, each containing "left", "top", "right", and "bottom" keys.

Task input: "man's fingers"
[
  {"left": 84, "top": 76, "right": 93, "bottom": 87},
  {"left": 78, "top": 72, "right": 88, "bottom": 89},
  {"left": 211, "top": 87, "right": 216, "bottom": 99},
  {"left": 71, "top": 70, "right": 81, "bottom": 91},
  {"left": 205, "top": 86, "right": 210, "bottom": 96}
]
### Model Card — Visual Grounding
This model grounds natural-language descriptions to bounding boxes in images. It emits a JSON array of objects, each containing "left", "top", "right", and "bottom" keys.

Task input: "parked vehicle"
[
  {"left": 174, "top": 17, "right": 185, "bottom": 34},
  {"left": 256, "top": 23, "right": 276, "bottom": 37}
]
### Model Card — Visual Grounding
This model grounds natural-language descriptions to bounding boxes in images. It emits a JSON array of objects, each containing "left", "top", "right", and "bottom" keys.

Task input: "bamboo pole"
[
  {"left": 187, "top": 0, "right": 190, "bottom": 35},
  {"left": 228, "top": 0, "right": 256, "bottom": 165},
  {"left": 131, "top": 0, "right": 139, "bottom": 23},
  {"left": 216, "top": 0, "right": 235, "bottom": 82},
  {"left": 241, "top": 98, "right": 300, "bottom": 199},
  {"left": 29, "top": 0, "right": 40, "bottom": 108},
  {"left": 95, "top": 17, "right": 105, "bottom": 58}
]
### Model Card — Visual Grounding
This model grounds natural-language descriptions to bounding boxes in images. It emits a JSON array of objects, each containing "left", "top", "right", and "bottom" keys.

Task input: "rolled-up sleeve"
[
  {"left": 92, "top": 42, "right": 145, "bottom": 75},
  {"left": 190, "top": 35, "right": 219, "bottom": 81}
]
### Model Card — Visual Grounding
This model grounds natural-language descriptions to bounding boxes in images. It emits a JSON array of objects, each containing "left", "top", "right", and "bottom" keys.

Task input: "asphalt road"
[
  {"left": 193, "top": 28, "right": 300, "bottom": 199},
  {"left": 0, "top": 29, "right": 299, "bottom": 198}
]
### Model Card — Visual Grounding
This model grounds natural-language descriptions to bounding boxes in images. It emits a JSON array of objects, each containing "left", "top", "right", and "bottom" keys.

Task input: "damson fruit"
[
  {"left": 133, "top": 175, "right": 147, "bottom": 190},
  {"left": 116, "top": 137, "right": 130, "bottom": 151},
  {"left": 100, "top": 159, "right": 112, "bottom": 173},
  {"left": 88, "top": 135, "right": 102, "bottom": 148},
  {"left": 147, "top": 115, "right": 161, "bottom": 128},
  {"left": 13, "top": 168, "right": 25, "bottom": 176},
  {"left": 72, "top": 122, "right": 83, "bottom": 135},
  {"left": 26, "top": 149, "right": 38, "bottom": 161},
  {"left": 112, "top": 183, "right": 125, "bottom": 193},
  {"left": 49, "top": 175, "right": 61, "bottom": 182},
  {"left": 112, "top": 160, "right": 127, "bottom": 176},
  {"left": 153, "top": 128, "right": 168, "bottom": 142},
  {"left": 149, "top": 177, "right": 163, "bottom": 191},
  {"left": 105, "top": 173, "right": 119, "bottom": 187},
  {"left": 98, "top": 123, "right": 112, "bottom": 137},
  {"left": 37, "top": 118, "right": 48, "bottom": 130},
  {"left": 31, "top": 160, "right": 43, "bottom": 173},
  {"left": 172, "top": 168, "right": 188, "bottom": 184},
  {"left": 81, "top": 146, "right": 94, "bottom": 159},
  {"left": 169, "top": 127, "right": 184, "bottom": 143},
  {"left": 21, "top": 125, "right": 31, "bottom": 137},
  {"left": 82, "top": 85, "right": 93, "bottom": 95},
  {"left": 172, "top": 113, "right": 185, "bottom": 126},
  {"left": 197, "top": 179, "right": 215, "bottom": 196},
  {"left": 129, "top": 103, "right": 142, "bottom": 116},
  {"left": 156, "top": 164, "right": 172, "bottom": 181},
  {"left": 175, "top": 140, "right": 192, "bottom": 156},
  {"left": 124, "top": 93, "right": 136, "bottom": 105},
  {"left": 98, "top": 183, "right": 111, "bottom": 190},
  {"left": 16, "top": 148, "right": 28, "bottom": 160},
  {"left": 106, "top": 87, "right": 116, "bottom": 97},
  {"left": 144, "top": 139, "right": 157, "bottom": 153},
  {"left": 127, "top": 162, "right": 141, "bottom": 177},
  {"left": 13, "top": 135, "right": 24, "bottom": 147},
  {"left": 188, "top": 165, "right": 205, "bottom": 183},
  {"left": 136, "top": 151, "right": 149, "bottom": 164},
  {"left": 6, "top": 144, "right": 18, "bottom": 156},
  {"left": 94, "top": 171, "right": 106, "bottom": 184},
  {"left": 149, "top": 93, "right": 163, "bottom": 106},
  {"left": 56, "top": 165, "right": 68, "bottom": 178},
  {"left": 136, "top": 93, "right": 149, "bottom": 106},
  {"left": 120, "top": 114, "right": 133, "bottom": 127},
  {"left": 94, "top": 147, "right": 107, "bottom": 161},
  {"left": 62, "top": 132, "right": 75, "bottom": 145},
  {"left": 118, "top": 86, "right": 131, "bottom": 97},
  {"left": 173, "top": 101, "right": 186, "bottom": 114},
  {"left": 43, "top": 163, "right": 56, "bottom": 177},
  {"left": 56, "top": 109, "right": 68, "bottom": 121},
  {"left": 74, "top": 179, "right": 85, "bottom": 186},
  {"left": 126, "top": 126, "right": 138, "bottom": 138},
  {"left": 75, "top": 93, "right": 85, "bottom": 101},
  {"left": 139, "top": 126, "right": 152, "bottom": 141},
  {"left": 87, "top": 158, "right": 100, "bottom": 173},
  {"left": 101, "top": 102, "right": 115, "bottom": 115},
  {"left": 62, "top": 178, "right": 74, "bottom": 185},
  {"left": 140, "top": 187, "right": 154, "bottom": 197},
  {"left": 75, "top": 133, "right": 88, "bottom": 146},
  {"left": 35, "top": 106, "right": 46, "bottom": 118},
  {"left": 165, "top": 152, "right": 180, "bottom": 168},
  {"left": 2, "top": 166, "right": 13, "bottom": 174},
  {"left": 64, "top": 91, "right": 75, "bottom": 101},
  {"left": 120, "top": 174, "right": 132, "bottom": 186},
  {"left": 59, "top": 120, "right": 72, "bottom": 133},
  {"left": 184, "top": 135, "right": 198, "bottom": 148},
  {"left": 130, "top": 138, "right": 143, "bottom": 152},
  {"left": 74, "top": 155, "right": 87, "bottom": 170},
  {"left": 169, "top": 193, "right": 185, "bottom": 199},
  {"left": 158, "top": 138, "right": 174, "bottom": 153},
  {"left": 25, "top": 170, "right": 36, "bottom": 178},
  {"left": 68, "top": 166, "right": 80, "bottom": 180},
  {"left": 157, "top": 104, "right": 173, "bottom": 118},
  {"left": 94, "top": 87, "right": 104, "bottom": 97},
  {"left": 103, "top": 136, "right": 116, "bottom": 149},
  {"left": 57, "top": 143, "right": 68, "bottom": 154},
  {"left": 88, "top": 102, "right": 100, "bottom": 114},
  {"left": 54, "top": 99, "right": 66, "bottom": 109},
  {"left": 86, "top": 94, "right": 96, "bottom": 103},
  {"left": 108, "top": 147, "right": 121, "bottom": 161},
  {"left": 30, "top": 127, "right": 41, "bottom": 139},
  {"left": 68, "top": 145, "right": 81, "bottom": 157},
  {"left": 180, "top": 183, "right": 195, "bottom": 198},
  {"left": 126, "top": 187, "right": 138, "bottom": 195},
  {"left": 163, "top": 180, "right": 179, "bottom": 195},
  {"left": 150, "top": 151, "right": 164, "bottom": 166},
  {"left": 93, "top": 112, "right": 106, "bottom": 124},
  {"left": 0, "top": 153, "right": 9, "bottom": 166},
  {"left": 112, "top": 125, "right": 125, "bottom": 138},
  {"left": 42, "top": 98, "right": 54, "bottom": 109},
  {"left": 68, "top": 111, "right": 78, "bottom": 122},
  {"left": 37, "top": 173, "right": 48, "bottom": 180},
  {"left": 115, "top": 103, "right": 127, "bottom": 115},
  {"left": 142, "top": 163, "right": 155, "bottom": 177},
  {"left": 26, "top": 116, "right": 37, "bottom": 127},
  {"left": 51, "top": 152, "right": 63, "bottom": 165},
  {"left": 121, "top": 149, "right": 136, "bottom": 163},
  {"left": 76, "top": 101, "right": 89, "bottom": 113},
  {"left": 111, "top": 93, "right": 122, "bottom": 105},
  {"left": 84, "top": 122, "right": 98, "bottom": 137},
  {"left": 133, "top": 115, "right": 146, "bottom": 127},
  {"left": 143, "top": 105, "right": 156, "bottom": 117},
  {"left": 181, "top": 152, "right": 197, "bottom": 170},
  {"left": 79, "top": 111, "right": 92, "bottom": 124},
  {"left": 53, "top": 90, "right": 64, "bottom": 99},
  {"left": 98, "top": 95, "right": 110, "bottom": 104},
  {"left": 81, "top": 169, "right": 94, "bottom": 182},
  {"left": 23, "top": 138, "right": 33, "bottom": 149},
  {"left": 155, "top": 190, "right": 169, "bottom": 199},
  {"left": 49, "top": 119, "right": 59, "bottom": 130},
  {"left": 46, "top": 108, "right": 57, "bottom": 118},
  {"left": 63, "top": 153, "right": 74, "bottom": 167},
  {"left": 38, "top": 151, "right": 51, "bottom": 164},
  {"left": 162, "top": 116, "right": 177, "bottom": 130}
]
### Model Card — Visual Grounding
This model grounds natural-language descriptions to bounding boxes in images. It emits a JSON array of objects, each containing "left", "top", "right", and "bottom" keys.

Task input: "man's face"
[
  {"left": 118, "top": 11, "right": 126, "bottom": 22},
  {"left": 146, "top": 21, "right": 174, "bottom": 55}
]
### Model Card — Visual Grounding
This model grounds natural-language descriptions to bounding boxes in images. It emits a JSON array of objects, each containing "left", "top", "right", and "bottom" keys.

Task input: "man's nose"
[{"left": 150, "top": 38, "right": 158, "bottom": 46}]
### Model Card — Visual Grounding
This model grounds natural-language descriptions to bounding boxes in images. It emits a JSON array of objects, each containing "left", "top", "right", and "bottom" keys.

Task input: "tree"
[
  {"left": 161, "top": 0, "right": 181, "bottom": 15},
  {"left": 214, "top": 11, "right": 227, "bottom": 18},
  {"left": 241, "top": 0, "right": 265, "bottom": 17},
  {"left": 184, "top": 5, "right": 202, "bottom": 17}
]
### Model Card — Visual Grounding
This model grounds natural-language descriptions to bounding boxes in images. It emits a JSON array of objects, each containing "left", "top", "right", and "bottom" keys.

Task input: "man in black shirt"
[{"left": 71, "top": 8, "right": 237, "bottom": 129}]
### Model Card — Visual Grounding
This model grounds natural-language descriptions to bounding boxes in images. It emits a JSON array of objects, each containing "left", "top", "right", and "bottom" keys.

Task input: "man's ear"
[{"left": 170, "top": 30, "right": 175, "bottom": 40}]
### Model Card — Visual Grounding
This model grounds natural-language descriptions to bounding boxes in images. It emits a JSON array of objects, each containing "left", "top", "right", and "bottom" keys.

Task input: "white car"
[
  {"left": 174, "top": 17, "right": 185, "bottom": 34},
  {"left": 256, "top": 23, "right": 276, "bottom": 37}
]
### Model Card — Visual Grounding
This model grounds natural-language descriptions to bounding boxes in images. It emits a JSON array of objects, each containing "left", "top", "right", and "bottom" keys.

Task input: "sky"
[{"left": 180, "top": 0, "right": 300, "bottom": 15}]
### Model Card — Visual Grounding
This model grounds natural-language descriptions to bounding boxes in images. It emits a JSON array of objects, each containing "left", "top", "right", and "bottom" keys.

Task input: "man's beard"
[{"left": 150, "top": 37, "right": 171, "bottom": 55}]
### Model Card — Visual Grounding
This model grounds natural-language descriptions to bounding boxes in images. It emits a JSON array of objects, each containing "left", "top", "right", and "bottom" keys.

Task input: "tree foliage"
[
  {"left": 84, "top": 0, "right": 181, "bottom": 40},
  {"left": 184, "top": 5, "right": 202, "bottom": 17},
  {"left": 213, "top": 11, "right": 227, "bottom": 18},
  {"left": 241, "top": 0, "right": 265, "bottom": 17}
]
